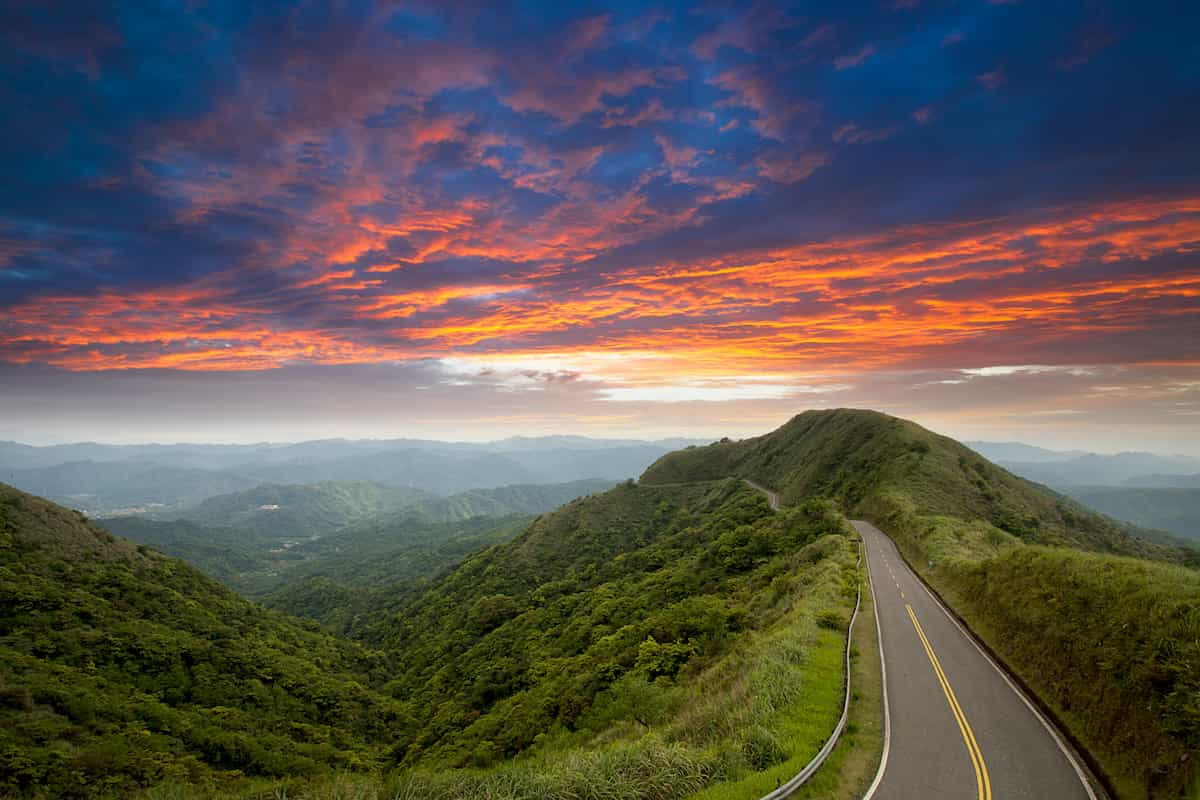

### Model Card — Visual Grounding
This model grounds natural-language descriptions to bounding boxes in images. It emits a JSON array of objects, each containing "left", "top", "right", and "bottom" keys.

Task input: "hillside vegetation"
[
  {"left": 1, "top": 475, "right": 862, "bottom": 799},
  {"left": 645, "top": 409, "right": 1198, "bottom": 797},
  {"left": 362, "top": 480, "right": 857, "bottom": 773},
  {"left": 0, "top": 483, "right": 404, "bottom": 798},
  {"left": 172, "top": 481, "right": 435, "bottom": 539},
  {"left": 939, "top": 548, "right": 1200, "bottom": 800},
  {"left": 261, "top": 514, "right": 533, "bottom": 629},
  {"left": 102, "top": 479, "right": 614, "bottom": 596}
]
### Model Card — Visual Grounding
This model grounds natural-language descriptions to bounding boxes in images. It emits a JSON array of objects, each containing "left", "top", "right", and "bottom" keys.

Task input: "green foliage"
[
  {"left": 355, "top": 481, "right": 853, "bottom": 775},
  {"left": 642, "top": 408, "right": 1188, "bottom": 561},
  {"left": 0, "top": 471, "right": 862, "bottom": 800},
  {"left": 646, "top": 409, "right": 1200, "bottom": 796},
  {"left": 939, "top": 547, "right": 1200, "bottom": 799},
  {"left": 172, "top": 481, "right": 436, "bottom": 540},
  {"left": 0, "top": 484, "right": 404, "bottom": 798}
]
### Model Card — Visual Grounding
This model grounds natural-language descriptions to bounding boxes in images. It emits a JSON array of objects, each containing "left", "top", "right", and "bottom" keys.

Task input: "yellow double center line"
[{"left": 907, "top": 603, "right": 992, "bottom": 800}]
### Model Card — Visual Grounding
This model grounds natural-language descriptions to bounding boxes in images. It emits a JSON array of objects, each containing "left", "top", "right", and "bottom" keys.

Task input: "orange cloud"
[{"left": 2, "top": 197, "right": 1197, "bottom": 379}]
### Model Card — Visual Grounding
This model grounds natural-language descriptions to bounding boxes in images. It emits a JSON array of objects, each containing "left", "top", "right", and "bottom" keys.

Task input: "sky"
[{"left": 1, "top": 1, "right": 1198, "bottom": 452}]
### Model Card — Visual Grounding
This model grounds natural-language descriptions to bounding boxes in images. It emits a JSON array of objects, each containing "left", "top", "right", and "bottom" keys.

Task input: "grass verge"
[
  {"left": 686, "top": 625, "right": 845, "bottom": 800},
  {"left": 782, "top": 555, "right": 884, "bottom": 800}
]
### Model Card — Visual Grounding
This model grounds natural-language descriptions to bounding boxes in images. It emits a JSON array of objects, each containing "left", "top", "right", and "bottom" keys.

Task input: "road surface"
[
  {"left": 853, "top": 519, "right": 1097, "bottom": 800},
  {"left": 744, "top": 479, "right": 780, "bottom": 510}
]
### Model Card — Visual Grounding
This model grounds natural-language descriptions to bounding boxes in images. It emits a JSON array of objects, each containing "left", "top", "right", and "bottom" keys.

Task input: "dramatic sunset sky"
[{"left": 2, "top": 1, "right": 1198, "bottom": 450}]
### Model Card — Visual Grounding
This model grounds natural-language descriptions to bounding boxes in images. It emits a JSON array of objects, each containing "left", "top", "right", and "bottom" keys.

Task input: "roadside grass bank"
[
  {"left": 782, "top": 555, "right": 884, "bottom": 800},
  {"left": 685, "top": 625, "right": 844, "bottom": 800}
]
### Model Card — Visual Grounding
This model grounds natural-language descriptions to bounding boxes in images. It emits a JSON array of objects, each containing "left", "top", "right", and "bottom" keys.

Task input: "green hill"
[
  {"left": 406, "top": 479, "right": 617, "bottom": 522},
  {"left": 0, "top": 476, "right": 861, "bottom": 799},
  {"left": 642, "top": 408, "right": 1178, "bottom": 559},
  {"left": 102, "top": 480, "right": 617, "bottom": 597},
  {"left": 648, "top": 409, "right": 1198, "bottom": 797},
  {"left": 261, "top": 514, "right": 533, "bottom": 628},
  {"left": 0, "top": 483, "right": 404, "bottom": 798},
  {"left": 173, "top": 481, "right": 436, "bottom": 539},
  {"left": 359, "top": 479, "right": 857, "bottom": 778},
  {"left": 92, "top": 516, "right": 267, "bottom": 584}
]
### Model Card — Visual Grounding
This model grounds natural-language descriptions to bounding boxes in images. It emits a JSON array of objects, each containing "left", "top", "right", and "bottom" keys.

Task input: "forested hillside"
[
  {"left": 0, "top": 483, "right": 403, "bottom": 798},
  {"left": 0, "top": 475, "right": 861, "bottom": 799},
  {"left": 102, "top": 479, "right": 614, "bottom": 596},
  {"left": 171, "top": 481, "right": 435, "bottom": 538},
  {"left": 365, "top": 478, "right": 862, "bottom": 797}
]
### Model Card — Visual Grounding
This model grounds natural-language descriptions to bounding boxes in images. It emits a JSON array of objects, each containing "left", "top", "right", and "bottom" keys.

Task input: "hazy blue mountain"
[
  {"left": 3, "top": 460, "right": 256, "bottom": 513},
  {"left": 1063, "top": 486, "right": 1200, "bottom": 541},
  {"left": 238, "top": 449, "right": 539, "bottom": 492},
  {"left": 982, "top": 451, "right": 1200, "bottom": 487},
  {"left": 1124, "top": 473, "right": 1200, "bottom": 488},
  {"left": 966, "top": 441, "right": 1089, "bottom": 463},
  {"left": 0, "top": 437, "right": 708, "bottom": 516}
]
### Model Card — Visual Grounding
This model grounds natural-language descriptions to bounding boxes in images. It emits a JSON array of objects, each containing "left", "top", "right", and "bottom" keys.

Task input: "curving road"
[
  {"left": 744, "top": 479, "right": 780, "bottom": 510},
  {"left": 854, "top": 520, "right": 1099, "bottom": 800}
]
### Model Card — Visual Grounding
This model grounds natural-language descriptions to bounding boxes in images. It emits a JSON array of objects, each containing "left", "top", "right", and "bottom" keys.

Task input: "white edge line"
[
  {"left": 859, "top": 526, "right": 891, "bottom": 800},
  {"left": 882, "top": 525, "right": 1102, "bottom": 800}
]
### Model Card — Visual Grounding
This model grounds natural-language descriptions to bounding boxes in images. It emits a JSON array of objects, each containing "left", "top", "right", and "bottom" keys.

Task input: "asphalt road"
[
  {"left": 743, "top": 479, "right": 780, "bottom": 510},
  {"left": 853, "top": 520, "right": 1098, "bottom": 800}
]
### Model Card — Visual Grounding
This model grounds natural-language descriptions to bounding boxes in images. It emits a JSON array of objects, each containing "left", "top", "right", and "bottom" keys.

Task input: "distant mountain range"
[
  {"left": 967, "top": 441, "right": 1200, "bottom": 487},
  {"left": 966, "top": 441, "right": 1200, "bottom": 540},
  {"left": 0, "top": 436, "right": 700, "bottom": 514}
]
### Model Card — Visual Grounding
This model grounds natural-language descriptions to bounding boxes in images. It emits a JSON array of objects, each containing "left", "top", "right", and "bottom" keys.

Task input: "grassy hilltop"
[
  {"left": 645, "top": 409, "right": 1200, "bottom": 798},
  {"left": 642, "top": 408, "right": 1179, "bottom": 559}
]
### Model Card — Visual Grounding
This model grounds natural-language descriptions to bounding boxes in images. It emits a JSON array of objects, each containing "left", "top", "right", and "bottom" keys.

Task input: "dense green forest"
[
  {"left": 261, "top": 514, "right": 533, "bottom": 629},
  {"left": 644, "top": 409, "right": 1200, "bottom": 797},
  {"left": 0, "top": 484, "right": 403, "bottom": 798},
  {"left": 1, "top": 476, "right": 859, "bottom": 799},
  {"left": 101, "top": 479, "right": 614, "bottom": 596}
]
